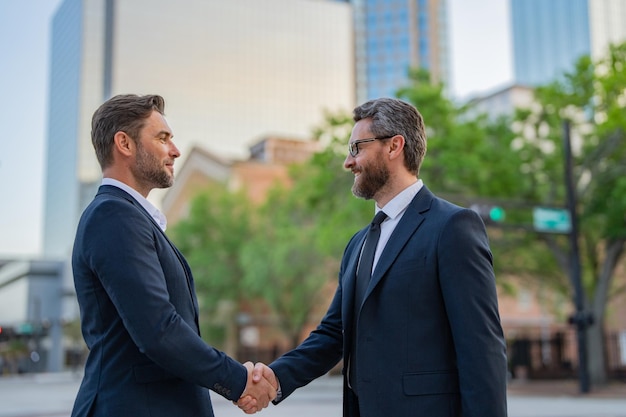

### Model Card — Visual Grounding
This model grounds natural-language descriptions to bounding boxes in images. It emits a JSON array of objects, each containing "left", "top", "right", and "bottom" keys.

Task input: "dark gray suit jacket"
[
  {"left": 71, "top": 185, "right": 247, "bottom": 417},
  {"left": 270, "top": 186, "right": 508, "bottom": 417}
]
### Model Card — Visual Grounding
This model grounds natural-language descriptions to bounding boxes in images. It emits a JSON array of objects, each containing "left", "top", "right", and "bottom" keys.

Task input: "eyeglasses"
[{"left": 348, "top": 136, "right": 394, "bottom": 157}]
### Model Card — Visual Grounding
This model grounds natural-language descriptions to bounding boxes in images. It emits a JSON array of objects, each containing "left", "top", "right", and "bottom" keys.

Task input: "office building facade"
[
  {"left": 511, "top": 0, "right": 626, "bottom": 87},
  {"left": 588, "top": 0, "right": 626, "bottom": 59},
  {"left": 352, "top": 0, "right": 450, "bottom": 102},
  {"left": 511, "top": 0, "right": 591, "bottom": 87}
]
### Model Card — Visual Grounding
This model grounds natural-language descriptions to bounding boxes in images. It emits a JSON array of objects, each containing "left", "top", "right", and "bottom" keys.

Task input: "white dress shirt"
[
  {"left": 370, "top": 179, "right": 423, "bottom": 273},
  {"left": 101, "top": 178, "right": 168, "bottom": 232}
]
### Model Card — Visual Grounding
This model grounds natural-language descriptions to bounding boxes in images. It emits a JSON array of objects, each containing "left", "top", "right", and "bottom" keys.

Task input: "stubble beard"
[
  {"left": 134, "top": 145, "right": 174, "bottom": 190},
  {"left": 351, "top": 159, "right": 389, "bottom": 200}
]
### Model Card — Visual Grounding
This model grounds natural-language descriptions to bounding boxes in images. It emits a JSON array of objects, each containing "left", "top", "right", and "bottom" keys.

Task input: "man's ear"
[
  {"left": 113, "top": 131, "right": 134, "bottom": 157},
  {"left": 388, "top": 135, "right": 405, "bottom": 160}
]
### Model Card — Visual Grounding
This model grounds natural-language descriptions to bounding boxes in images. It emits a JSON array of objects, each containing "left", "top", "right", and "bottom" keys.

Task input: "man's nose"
[
  {"left": 343, "top": 153, "right": 354, "bottom": 169},
  {"left": 170, "top": 142, "right": 181, "bottom": 158}
]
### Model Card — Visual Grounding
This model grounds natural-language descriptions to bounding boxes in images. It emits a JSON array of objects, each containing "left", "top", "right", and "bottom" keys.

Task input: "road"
[{"left": 1, "top": 373, "right": 625, "bottom": 417}]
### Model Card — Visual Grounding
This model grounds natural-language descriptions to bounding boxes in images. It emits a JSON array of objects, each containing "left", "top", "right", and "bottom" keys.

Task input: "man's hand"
[
  {"left": 236, "top": 362, "right": 278, "bottom": 414},
  {"left": 251, "top": 361, "right": 277, "bottom": 387}
]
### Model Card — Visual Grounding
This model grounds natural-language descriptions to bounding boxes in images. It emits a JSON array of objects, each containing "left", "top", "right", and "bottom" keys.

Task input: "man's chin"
[
  {"left": 156, "top": 176, "right": 174, "bottom": 189},
  {"left": 351, "top": 185, "right": 373, "bottom": 200}
]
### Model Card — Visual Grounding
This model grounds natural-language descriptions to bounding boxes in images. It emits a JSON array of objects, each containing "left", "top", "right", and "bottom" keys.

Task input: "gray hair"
[{"left": 353, "top": 98, "right": 426, "bottom": 175}]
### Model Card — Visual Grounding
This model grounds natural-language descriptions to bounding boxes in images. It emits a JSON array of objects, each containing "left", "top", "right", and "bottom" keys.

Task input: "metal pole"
[{"left": 562, "top": 120, "right": 590, "bottom": 393}]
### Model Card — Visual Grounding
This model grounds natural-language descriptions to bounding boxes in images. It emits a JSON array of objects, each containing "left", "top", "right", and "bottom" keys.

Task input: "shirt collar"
[
  {"left": 376, "top": 179, "right": 423, "bottom": 219},
  {"left": 101, "top": 178, "right": 168, "bottom": 231}
]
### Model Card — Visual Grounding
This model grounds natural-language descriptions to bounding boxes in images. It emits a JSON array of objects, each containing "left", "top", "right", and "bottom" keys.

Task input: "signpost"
[
  {"left": 464, "top": 121, "right": 590, "bottom": 393},
  {"left": 562, "top": 120, "right": 591, "bottom": 394}
]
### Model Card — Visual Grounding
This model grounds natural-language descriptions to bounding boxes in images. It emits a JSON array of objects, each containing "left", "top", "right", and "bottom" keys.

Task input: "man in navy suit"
[
  {"left": 71, "top": 94, "right": 276, "bottom": 417},
  {"left": 243, "top": 98, "right": 508, "bottom": 416}
]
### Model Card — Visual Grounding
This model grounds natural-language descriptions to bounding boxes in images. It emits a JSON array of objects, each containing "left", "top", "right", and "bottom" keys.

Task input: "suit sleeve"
[
  {"left": 437, "top": 208, "right": 508, "bottom": 417},
  {"left": 77, "top": 198, "right": 248, "bottom": 400}
]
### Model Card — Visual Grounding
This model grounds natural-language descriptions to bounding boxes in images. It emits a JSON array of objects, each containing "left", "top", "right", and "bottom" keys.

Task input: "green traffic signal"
[
  {"left": 470, "top": 203, "right": 506, "bottom": 224},
  {"left": 489, "top": 206, "right": 505, "bottom": 222}
]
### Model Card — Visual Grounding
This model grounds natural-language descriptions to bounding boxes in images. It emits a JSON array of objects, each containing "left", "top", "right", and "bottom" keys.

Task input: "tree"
[
  {"left": 396, "top": 68, "right": 559, "bottom": 288},
  {"left": 170, "top": 47, "right": 626, "bottom": 381},
  {"left": 511, "top": 43, "right": 626, "bottom": 385},
  {"left": 169, "top": 113, "right": 373, "bottom": 352},
  {"left": 239, "top": 112, "right": 374, "bottom": 348},
  {"left": 239, "top": 198, "right": 334, "bottom": 348},
  {"left": 396, "top": 63, "right": 626, "bottom": 386},
  {"left": 169, "top": 185, "right": 254, "bottom": 356},
  {"left": 389, "top": 58, "right": 626, "bottom": 386}
]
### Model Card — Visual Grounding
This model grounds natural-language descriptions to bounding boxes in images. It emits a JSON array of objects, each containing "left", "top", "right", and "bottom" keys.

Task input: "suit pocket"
[
  {"left": 133, "top": 363, "right": 178, "bottom": 384},
  {"left": 402, "top": 370, "right": 460, "bottom": 396}
]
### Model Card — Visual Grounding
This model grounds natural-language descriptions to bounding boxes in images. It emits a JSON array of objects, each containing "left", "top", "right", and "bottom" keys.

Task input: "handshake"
[{"left": 236, "top": 362, "right": 278, "bottom": 414}]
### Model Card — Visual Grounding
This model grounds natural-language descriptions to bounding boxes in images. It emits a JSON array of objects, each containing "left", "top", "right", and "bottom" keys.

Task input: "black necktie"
[
  {"left": 354, "top": 210, "right": 388, "bottom": 312},
  {"left": 350, "top": 210, "right": 387, "bottom": 395}
]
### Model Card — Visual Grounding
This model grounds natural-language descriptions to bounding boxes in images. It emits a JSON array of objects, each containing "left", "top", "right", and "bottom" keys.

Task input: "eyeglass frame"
[{"left": 348, "top": 136, "right": 394, "bottom": 157}]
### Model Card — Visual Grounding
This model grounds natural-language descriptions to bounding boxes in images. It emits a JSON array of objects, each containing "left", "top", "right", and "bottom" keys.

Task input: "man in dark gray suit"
[
  {"left": 71, "top": 94, "right": 276, "bottom": 417},
  {"left": 243, "top": 98, "right": 508, "bottom": 416}
]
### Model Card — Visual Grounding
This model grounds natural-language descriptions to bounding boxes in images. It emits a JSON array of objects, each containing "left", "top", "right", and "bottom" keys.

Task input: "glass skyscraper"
[
  {"left": 511, "top": 0, "right": 591, "bottom": 86},
  {"left": 352, "top": 0, "right": 449, "bottom": 102}
]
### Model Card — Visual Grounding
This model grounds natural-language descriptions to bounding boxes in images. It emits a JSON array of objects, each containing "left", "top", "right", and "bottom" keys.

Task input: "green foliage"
[
  {"left": 169, "top": 112, "right": 375, "bottom": 349},
  {"left": 394, "top": 47, "right": 626, "bottom": 311},
  {"left": 238, "top": 114, "right": 374, "bottom": 346},
  {"left": 239, "top": 209, "right": 332, "bottom": 346},
  {"left": 513, "top": 42, "right": 626, "bottom": 262},
  {"left": 397, "top": 69, "right": 525, "bottom": 199},
  {"left": 394, "top": 67, "right": 560, "bottom": 283},
  {"left": 170, "top": 44, "right": 626, "bottom": 370},
  {"left": 393, "top": 44, "right": 626, "bottom": 385},
  {"left": 285, "top": 148, "right": 372, "bottom": 257},
  {"left": 508, "top": 42, "right": 626, "bottom": 384},
  {"left": 169, "top": 185, "right": 254, "bottom": 346}
]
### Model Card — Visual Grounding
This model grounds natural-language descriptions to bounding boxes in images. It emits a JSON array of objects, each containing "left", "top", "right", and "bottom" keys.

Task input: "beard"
[
  {"left": 351, "top": 158, "right": 389, "bottom": 200},
  {"left": 133, "top": 143, "right": 174, "bottom": 189}
]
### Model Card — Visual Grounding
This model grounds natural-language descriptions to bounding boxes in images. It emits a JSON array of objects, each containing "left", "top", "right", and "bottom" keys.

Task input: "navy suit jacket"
[
  {"left": 270, "top": 186, "right": 508, "bottom": 417},
  {"left": 71, "top": 185, "right": 247, "bottom": 417}
]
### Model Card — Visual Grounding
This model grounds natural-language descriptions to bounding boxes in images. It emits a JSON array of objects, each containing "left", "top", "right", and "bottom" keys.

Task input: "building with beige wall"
[
  {"left": 589, "top": 0, "right": 626, "bottom": 59},
  {"left": 162, "top": 136, "right": 321, "bottom": 224}
]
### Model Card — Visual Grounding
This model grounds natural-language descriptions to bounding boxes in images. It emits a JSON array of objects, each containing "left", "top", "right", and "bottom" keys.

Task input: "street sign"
[
  {"left": 533, "top": 207, "right": 571, "bottom": 233},
  {"left": 17, "top": 322, "right": 33, "bottom": 335}
]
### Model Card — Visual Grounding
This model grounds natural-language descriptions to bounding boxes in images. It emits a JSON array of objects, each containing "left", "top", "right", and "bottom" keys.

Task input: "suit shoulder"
[
  {"left": 79, "top": 192, "right": 150, "bottom": 230},
  {"left": 425, "top": 195, "right": 469, "bottom": 222},
  {"left": 425, "top": 195, "right": 486, "bottom": 233}
]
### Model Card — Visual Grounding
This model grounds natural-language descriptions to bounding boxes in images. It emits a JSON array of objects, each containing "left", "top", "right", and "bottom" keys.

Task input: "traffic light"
[
  {"left": 0, "top": 326, "right": 15, "bottom": 342},
  {"left": 488, "top": 206, "right": 506, "bottom": 222},
  {"left": 470, "top": 204, "right": 506, "bottom": 224}
]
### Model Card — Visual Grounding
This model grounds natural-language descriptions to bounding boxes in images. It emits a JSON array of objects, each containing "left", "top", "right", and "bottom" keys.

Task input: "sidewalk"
[
  {"left": 1, "top": 373, "right": 626, "bottom": 417},
  {"left": 507, "top": 378, "right": 626, "bottom": 398}
]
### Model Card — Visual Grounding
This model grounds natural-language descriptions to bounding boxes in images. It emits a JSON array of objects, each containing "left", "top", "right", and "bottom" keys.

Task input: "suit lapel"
[{"left": 342, "top": 229, "right": 368, "bottom": 330}]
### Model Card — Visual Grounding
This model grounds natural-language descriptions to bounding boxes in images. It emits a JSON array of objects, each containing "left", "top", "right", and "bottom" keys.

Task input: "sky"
[{"left": 0, "top": 0, "right": 512, "bottom": 258}]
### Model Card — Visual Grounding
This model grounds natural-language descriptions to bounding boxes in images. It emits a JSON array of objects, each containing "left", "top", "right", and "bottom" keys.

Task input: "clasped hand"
[{"left": 236, "top": 362, "right": 277, "bottom": 414}]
